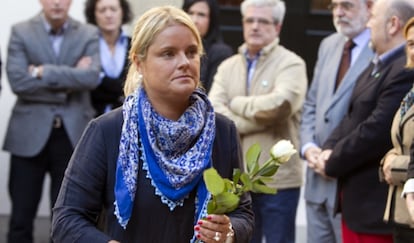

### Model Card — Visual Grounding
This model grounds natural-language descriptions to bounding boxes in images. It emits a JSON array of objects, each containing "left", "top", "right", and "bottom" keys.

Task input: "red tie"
[{"left": 335, "top": 39, "right": 355, "bottom": 91}]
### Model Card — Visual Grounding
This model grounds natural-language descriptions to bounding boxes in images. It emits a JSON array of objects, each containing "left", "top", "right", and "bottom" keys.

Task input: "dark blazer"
[
  {"left": 51, "top": 108, "right": 254, "bottom": 243},
  {"left": 91, "top": 37, "right": 131, "bottom": 116},
  {"left": 323, "top": 46, "right": 414, "bottom": 234},
  {"left": 3, "top": 14, "right": 100, "bottom": 156}
]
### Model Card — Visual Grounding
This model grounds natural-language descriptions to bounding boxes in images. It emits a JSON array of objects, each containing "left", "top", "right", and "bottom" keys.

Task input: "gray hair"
[{"left": 241, "top": 0, "right": 286, "bottom": 25}]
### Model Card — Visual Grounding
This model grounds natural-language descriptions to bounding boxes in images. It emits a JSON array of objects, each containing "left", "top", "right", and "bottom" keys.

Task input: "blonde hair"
[
  {"left": 123, "top": 5, "right": 204, "bottom": 96},
  {"left": 403, "top": 17, "right": 414, "bottom": 68}
]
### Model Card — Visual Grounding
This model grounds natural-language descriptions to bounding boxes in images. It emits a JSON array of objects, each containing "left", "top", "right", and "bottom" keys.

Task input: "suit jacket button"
[{"left": 324, "top": 118, "right": 329, "bottom": 123}]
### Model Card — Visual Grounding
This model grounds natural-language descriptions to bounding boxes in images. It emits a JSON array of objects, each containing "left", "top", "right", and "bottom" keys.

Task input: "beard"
[{"left": 334, "top": 15, "right": 368, "bottom": 38}]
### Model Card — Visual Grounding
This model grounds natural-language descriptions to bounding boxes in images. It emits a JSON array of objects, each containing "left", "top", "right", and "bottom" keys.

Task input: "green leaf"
[
  {"left": 252, "top": 182, "right": 277, "bottom": 194},
  {"left": 240, "top": 173, "right": 252, "bottom": 191},
  {"left": 203, "top": 168, "right": 225, "bottom": 195},
  {"left": 207, "top": 199, "right": 217, "bottom": 213},
  {"left": 257, "top": 164, "right": 279, "bottom": 177},
  {"left": 209, "top": 192, "right": 240, "bottom": 214},
  {"left": 223, "top": 178, "right": 235, "bottom": 194},
  {"left": 257, "top": 177, "right": 274, "bottom": 183},
  {"left": 232, "top": 168, "right": 241, "bottom": 185},
  {"left": 246, "top": 143, "right": 261, "bottom": 174}
]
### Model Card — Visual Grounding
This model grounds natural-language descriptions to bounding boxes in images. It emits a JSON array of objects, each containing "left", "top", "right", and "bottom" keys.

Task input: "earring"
[{"left": 137, "top": 73, "right": 143, "bottom": 83}]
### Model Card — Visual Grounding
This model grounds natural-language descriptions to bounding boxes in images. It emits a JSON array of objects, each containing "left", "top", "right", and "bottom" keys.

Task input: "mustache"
[{"left": 334, "top": 17, "right": 351, "bottom": 26}]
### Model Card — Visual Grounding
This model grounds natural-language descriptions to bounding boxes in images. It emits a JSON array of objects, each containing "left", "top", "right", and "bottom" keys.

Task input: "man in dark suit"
[
  {"left": 315, "top": 0, "right": 414, "bottom": 242},
  {"left": 3, "top": 0, "right": 100, "bottom": 242}
]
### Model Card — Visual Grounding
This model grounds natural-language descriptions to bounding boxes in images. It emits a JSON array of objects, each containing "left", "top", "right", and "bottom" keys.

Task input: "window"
[
  {"left": 311, "top": 0, "right": 331, "bottom": 11},
  {"left": 217, "top": 0, "right": 242, "bottom": 6}
]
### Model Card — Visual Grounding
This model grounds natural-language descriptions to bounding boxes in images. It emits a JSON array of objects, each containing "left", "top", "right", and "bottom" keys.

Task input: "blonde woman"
[{"left": 51, "top": 6, "right": 253, "bottom": 243}]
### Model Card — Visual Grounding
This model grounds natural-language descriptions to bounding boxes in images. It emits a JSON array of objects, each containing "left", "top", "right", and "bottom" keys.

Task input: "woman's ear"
[{"left": 133, "top": 54, "right": 142, "bottom": 73}]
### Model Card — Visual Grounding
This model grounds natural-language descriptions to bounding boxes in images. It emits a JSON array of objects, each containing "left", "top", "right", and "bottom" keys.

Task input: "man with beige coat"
[{"left": 208, "top": 0, "right": 307, "bottom": 242}]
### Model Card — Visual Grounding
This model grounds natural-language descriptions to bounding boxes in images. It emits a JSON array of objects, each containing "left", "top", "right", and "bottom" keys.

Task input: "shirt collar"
[
  {"left": 352, "top": 28, "right": 370, "bottom": 48},
  {"left": 40, "top": 13, "right": 68, "bottom": 35}
]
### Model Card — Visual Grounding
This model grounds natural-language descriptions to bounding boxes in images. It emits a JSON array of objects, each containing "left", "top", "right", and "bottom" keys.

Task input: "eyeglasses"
[
  {"left": 328, "top": 1, "right": 354, "bottom": 11},
  {"left": 243, "top": 17, "right": 275, "bottom": 26}
]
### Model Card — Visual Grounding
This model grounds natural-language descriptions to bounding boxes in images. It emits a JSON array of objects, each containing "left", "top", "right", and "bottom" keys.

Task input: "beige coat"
[
  {"left": 381, "top": 86, "right": 414, "bottom": 227},
  {"left": 209, "top": 38, "right": 308, "bottom": 189}
]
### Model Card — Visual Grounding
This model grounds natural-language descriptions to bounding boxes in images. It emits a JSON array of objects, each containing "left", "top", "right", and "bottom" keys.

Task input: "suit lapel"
[
  {"left": 326, "top": 40, "right": 345, "bottom": 95},
  {"left": 327, "top": 42, "right": 374, "bottom": 111},
  {"left": 351, "top": 62, "right": 377, "bottom": 100},
  {"left": 32, "top": 15, "right": 57, "bottom": 62},
  {"left": 352, "top": 46, "right": 406, "bottom": 101},
  {"left": 58, "top": 18, "right": 78, "bottom": 64}
]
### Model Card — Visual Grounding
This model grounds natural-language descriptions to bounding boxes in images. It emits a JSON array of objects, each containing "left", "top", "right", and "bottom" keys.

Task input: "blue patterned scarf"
[{"left": 114, "top": 86, "right": 215, "bottom": 234}]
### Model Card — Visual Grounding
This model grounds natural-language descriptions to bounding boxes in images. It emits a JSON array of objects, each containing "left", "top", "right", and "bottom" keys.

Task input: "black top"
[
  {"left": 91, "top": 37, "right": 131, "bottom": 116},
  {"left": 201, "top": 41, "right": 233, "bottom": 93},
  {"left": 51, "top": 108, "right": 254, "bottom": 242}
]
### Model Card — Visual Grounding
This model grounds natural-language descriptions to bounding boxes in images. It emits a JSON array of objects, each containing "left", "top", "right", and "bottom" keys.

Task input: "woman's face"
[
  {"left": 95, "top": 0, "right": 123, "bottom": 34},
  {"left": 187, "top": 1, "right": 210, "bottom": 37},
  {"left": 137, "top": 24, "right": 200, "bottom": 105},
  {"left": 407, "top": 26, "right": 414, "bottom": 66}
]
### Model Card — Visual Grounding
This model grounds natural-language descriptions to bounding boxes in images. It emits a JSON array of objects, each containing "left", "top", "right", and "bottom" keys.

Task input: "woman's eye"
[
  {"left": 162, "top": 51, "right": 174, "bottom": 58},
  {"left": 186, "top": 48, "right": 198, "bottom": 58}
]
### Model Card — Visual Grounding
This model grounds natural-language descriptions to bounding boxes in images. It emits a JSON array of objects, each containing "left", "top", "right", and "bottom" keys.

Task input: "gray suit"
[
  {"left": 300, "top": 31, "right": 374, "bottom": 243},
  {"left": 4, "top": 14, "right": 100, "bottom": 156},
  {"left": 3, "top": 13, "right": 100, "bottom": 243}
]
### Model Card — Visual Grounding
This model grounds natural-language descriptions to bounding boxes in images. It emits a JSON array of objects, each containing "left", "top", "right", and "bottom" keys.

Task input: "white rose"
[{"left": 270, "top": 140, "right": 297, "bottom": 163}]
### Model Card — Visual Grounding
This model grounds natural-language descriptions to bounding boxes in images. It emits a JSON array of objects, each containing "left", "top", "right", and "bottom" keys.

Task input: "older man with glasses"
[
  {"left": 300, "top": 0, "right": 374, "bottom": 242},
  {"left": 209, "top": 0, "right": 308, "bottom": 242}
]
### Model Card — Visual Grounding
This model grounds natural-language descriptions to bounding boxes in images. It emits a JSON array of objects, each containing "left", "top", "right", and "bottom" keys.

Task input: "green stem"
[{"left": 251, "top": 158, "right": 275, "bottom": 178}]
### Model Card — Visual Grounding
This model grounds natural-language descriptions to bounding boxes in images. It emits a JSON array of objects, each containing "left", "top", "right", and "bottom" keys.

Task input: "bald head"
[{"left": 367, "top": 0, "right": 414, "bottom": 55}]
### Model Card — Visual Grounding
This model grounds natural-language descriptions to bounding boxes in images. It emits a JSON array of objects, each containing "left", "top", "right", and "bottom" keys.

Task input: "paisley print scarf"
[{"left": 114, "top": 86, "right": 215, "bottom": 234}]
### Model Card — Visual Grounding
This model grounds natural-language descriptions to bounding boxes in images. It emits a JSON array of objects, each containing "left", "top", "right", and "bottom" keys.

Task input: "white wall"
[{"left": 0, "top": 0, "right": 306, "bottom": 228}]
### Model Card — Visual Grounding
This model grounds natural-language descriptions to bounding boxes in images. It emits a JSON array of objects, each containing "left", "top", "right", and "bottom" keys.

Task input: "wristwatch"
[{"left": 31, "top": 67, "right": 39, "bottom": 78}]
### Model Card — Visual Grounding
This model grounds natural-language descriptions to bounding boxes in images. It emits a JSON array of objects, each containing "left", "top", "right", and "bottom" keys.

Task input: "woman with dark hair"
[
  {"left": 84, "top": 0, "right": 133, "bottom": 116},
  {"left": 183, "top": 0, "right": 233, "bottom": 94}
]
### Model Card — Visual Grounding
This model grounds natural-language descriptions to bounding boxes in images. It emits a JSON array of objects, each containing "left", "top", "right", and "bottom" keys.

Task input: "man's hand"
[
  {"left": 76, "top": 56, "right": 92, "bottom": 69},
  {"left": 314, "top": 149, "right": 333, "bottom": 179},
  {"left": 304, "top": 146, "right": 321, "bottom": 169},
  {"left": 28, "top": 65, "right": 43, "bottom": 79}
]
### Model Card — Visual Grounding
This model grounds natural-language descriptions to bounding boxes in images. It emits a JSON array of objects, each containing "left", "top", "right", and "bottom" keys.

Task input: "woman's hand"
[
  {"left": 406, "top": 192, "right": 414, "bottom": 222},
  {"left": 382, "top": 153, "right": 397, "bottom": 184},
  {"left": 194, "top": 214, "right": 234, "bottom": 243}
]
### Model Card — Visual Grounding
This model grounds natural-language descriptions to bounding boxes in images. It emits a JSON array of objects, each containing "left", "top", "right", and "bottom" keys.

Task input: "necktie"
[
  {"left": 370, "top": 56, "right": 381, "bottom": 77},
  {"left": 335, "top": 39, "right": 355, "bottom": 91}
]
